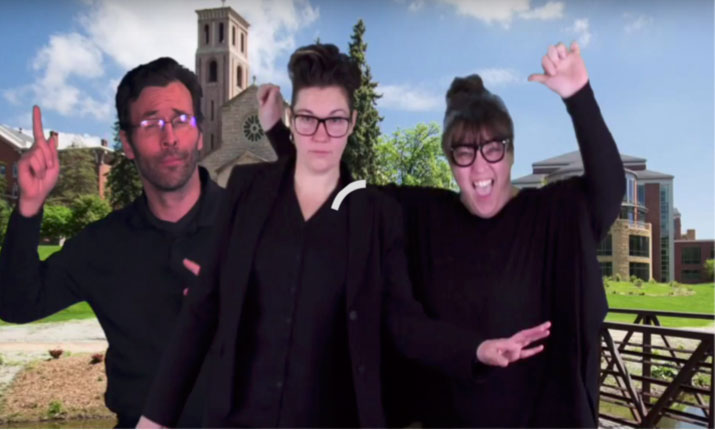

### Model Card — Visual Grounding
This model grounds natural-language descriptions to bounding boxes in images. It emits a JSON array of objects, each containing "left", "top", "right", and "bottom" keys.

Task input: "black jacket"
[{"left": 143, "top": 158, "right": 484, "bottom": 428}]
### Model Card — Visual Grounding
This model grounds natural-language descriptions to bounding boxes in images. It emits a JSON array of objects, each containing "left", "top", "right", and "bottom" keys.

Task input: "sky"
[{"left": 1, "top": 0, "right": 713, "bottom": 237}]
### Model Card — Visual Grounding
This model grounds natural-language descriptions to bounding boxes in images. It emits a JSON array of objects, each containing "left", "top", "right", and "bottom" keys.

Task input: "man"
[{"left": 0, "top": 57, "right": 222, "bottom": 428}]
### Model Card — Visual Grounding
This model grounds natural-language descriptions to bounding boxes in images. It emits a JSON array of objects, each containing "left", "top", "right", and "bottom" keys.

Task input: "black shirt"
[
  {"left": 229, "top": 163, "right": 359, "bottom": 428},
  {"left": 0, "top": 167, "right": 224, "bottom": 427}
]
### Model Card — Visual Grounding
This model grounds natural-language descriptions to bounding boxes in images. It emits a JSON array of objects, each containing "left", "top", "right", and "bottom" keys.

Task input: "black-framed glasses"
[
  {"left": 292, "top": 114, "right": 351, "bottom": 138},
  {"left": 450, "top": 138, "right": 511, "bottom": 167},
  {"left": 132, "top": 114, "right": 197, "bottom": 136}
]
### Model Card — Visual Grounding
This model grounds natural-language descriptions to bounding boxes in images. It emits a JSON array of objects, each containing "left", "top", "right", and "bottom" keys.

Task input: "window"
[
  {"left": 599, "top": 262, "right": 613, "bottom": 277},
  {"left": 682, "top": 269, "right": 701, "bottom": 282},
  {"left": 219, "top": 23, "right": 224, "bottom": 43},
  {"left": 637, "top": 183, "right": 646, "bottom": 207},
  {"left": 597, "top": 234, "right": 612, "bottom": 256},
  {"left": 211, "top": 100, "right": 215, "bottom": 121},
  {"left": 204, "top": 24, "right": 209, "bottom": 44},
  {"left": 0, "top": 163, "right": 5, "bottom": 176},
  {"left": 241, "top": 32, "right": 245, "bottom": 53},
  {"left": 12, "top": 163, "right": 18, "bottom": 178},
  {"left": 11, "top": 183, "right": 18, "bottom": 198},
  {"left": 237, "top": 66, "right": 243, "bottom": 89},
  {"left": 232, "top": 26, "right": 236, "bottom": 46},
  {"left": 623, "top": 173, "right": 635, "bottom": 203},
  {"left": 209, "top": 60, "right": 218, "bottom": 82},
  {"left": 629, "top": 262, "right": 650, "bottom": 281},
  {"left": 682, "top": 247, "right": 702, "bottom": 265},
  {"left": 629, "top": 235, "right": 649, "bottom": 257}
]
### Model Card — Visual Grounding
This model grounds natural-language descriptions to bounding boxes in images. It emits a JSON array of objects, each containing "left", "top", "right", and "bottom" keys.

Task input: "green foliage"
[
  {"left": 606, "top": 282, "right": 714, "bottom": 327},
  {"left": 48, "top": 148, "right": 98, "bottom": 206},
  {"left": 705, "top": 259, "right": 714, "bottom": 281},
  {"left": 0, "top": 175, "right": 6, "bottom": 197},
  {"left": 346, "top": 19, "right": 382, "bottom": 183},
  {"left": 0, "top": 198, "right": 11, "bottom": 243},
  {"left": 634, "top": 278, "right": 643, "bottom": 288},
  {"left": 66, "top": 194, "right": 111, "bottom": 237},
  {"left": 614, "top": 273, "right": 622, "bottom": 282},
  {"left": 106, "top": 121, "right": 142, "bottom": 209},
  {"left": 374, "top": 122, "right": 455, "bottom": 189},
  {"left": 46, "top": 400, "right": 66, "bottom": 419},
  {"left": 40, "top": 205, "right": 72, "bottom": 242}
]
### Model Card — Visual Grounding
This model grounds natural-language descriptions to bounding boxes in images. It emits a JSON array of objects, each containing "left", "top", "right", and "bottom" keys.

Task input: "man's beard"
[{"left": 134, "top": 143, "right": 200, "bottom": 192}]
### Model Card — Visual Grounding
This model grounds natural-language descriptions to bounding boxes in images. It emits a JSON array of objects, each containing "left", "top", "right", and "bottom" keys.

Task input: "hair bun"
[{"left": 446, "top": 74, "right": 487, "bottom": 106}]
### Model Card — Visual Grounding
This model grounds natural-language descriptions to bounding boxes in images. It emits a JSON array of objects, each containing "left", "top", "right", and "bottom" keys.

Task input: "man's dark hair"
[
  {"left": 288, "top": 43, "right": 361, "bottom": 111},
  {"left": 115, "top": 57, "right": 204, "bottom": 134}
]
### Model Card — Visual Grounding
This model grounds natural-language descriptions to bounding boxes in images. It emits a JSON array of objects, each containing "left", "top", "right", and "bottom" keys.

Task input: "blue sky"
[{"left": 1, "top": 0, "right": 713, "bottom": 237}]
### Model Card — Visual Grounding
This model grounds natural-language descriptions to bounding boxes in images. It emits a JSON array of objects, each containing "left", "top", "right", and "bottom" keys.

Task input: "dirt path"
[{"left": 0, "top": 319, "right": 106, "bottom": 389}]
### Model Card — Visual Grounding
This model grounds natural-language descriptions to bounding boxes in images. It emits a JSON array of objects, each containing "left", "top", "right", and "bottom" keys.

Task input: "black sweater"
[
  {"left": 266, "top": 82, "right": 625, "bottom": 427},
  {"left": 0, "top": 167, "right": 223, "bottom": 427}
]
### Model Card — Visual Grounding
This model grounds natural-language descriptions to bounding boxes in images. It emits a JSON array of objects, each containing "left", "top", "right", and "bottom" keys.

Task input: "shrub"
[
  {"left": 634, "top": 278, "right": 643, "bottom": 288},
  {"left": 90, "top": 353, "right": 104, "bottom": 364},
  {"left": 705, "top": 259, "right": 714, "bottom": 281},
  {"left": 48, "top": 349, "right": 63, "bottom": 359},
  {"left": 47, "top": 400, "right": 66, "bottom": 419},
  {"left": 614, "top": 273, "right": 622, "bottom": 282}
]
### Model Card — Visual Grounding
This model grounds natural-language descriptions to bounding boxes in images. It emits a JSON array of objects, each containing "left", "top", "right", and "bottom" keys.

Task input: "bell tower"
[{"left": 196, "top": 5, "right": 250, "bottom": 157}]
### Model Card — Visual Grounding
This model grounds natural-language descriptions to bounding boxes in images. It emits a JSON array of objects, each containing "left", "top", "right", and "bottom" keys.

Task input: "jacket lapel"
[
  {"left": 345, "top": 187, "right": 373, "bottom": 308},
  {"left": 220, "top": 158, "right": 290, "bottom": 306}
]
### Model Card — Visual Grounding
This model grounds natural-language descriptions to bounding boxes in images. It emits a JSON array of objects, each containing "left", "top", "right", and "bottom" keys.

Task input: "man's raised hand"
[{"left": 17, "top": 106, "right": 60, "bottom": 217}]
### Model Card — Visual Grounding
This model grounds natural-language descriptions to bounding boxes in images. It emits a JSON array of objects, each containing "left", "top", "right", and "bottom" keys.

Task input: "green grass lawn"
[
  {"left": 0, "top": 245, "right": 96, "bottom": 325},
  {"left": 605, "top": 281, "right": 714, "bottom": 327}
]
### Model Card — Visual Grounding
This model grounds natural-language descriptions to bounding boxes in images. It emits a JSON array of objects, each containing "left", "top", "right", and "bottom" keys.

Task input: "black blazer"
[{"left": 143, "top": 157, "right": 483, "bottom": 428}]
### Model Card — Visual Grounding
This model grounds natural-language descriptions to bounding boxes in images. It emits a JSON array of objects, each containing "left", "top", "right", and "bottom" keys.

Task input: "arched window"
[
  {"left": 237, "top": 66, "right": 243, "bottom": 89},
  {"left": 219, "top": 23, "right": 224, "bottom": 43},
  {"left": 204, "top": 24, "right": 209, "bottom": 44},
  {"left": 232, "top": 26, "right": 236, "bottom": 46},
  {"left": 209, "top": 60, "right": 218, "bottom": 82}
]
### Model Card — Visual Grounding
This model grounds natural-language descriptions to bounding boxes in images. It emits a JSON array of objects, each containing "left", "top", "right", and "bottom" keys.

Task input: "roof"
[
  {"left": 0, "top": 124, "right": 112, "bottom": 152},
  {"left": 513, "top": 149, "right": 671, "bottom": 185}
]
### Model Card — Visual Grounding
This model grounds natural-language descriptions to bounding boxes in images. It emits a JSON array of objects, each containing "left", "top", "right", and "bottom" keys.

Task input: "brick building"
[
  {"left": 0, "top": 124, "right": 113, "bottom": 201},
  {"left": 673, "top": 210, "right": 714, "bottom": 283},
  {"left": 513, "top": 151, "right": 674, "bottom": 281},
  {"left": 195, "top": 5, "right": 284, "bottom": 185}
]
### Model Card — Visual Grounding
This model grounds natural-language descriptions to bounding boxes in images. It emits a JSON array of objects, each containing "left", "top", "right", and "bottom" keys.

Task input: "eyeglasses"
[
  {"left": 292, "top": 114, "right": 351, "bottom": 138},
  {"left": 450, "top": 138, "right": 511, "bottom": 167},
  {"left": 132, "top": 114, "right": 197, "bottom": 137}
]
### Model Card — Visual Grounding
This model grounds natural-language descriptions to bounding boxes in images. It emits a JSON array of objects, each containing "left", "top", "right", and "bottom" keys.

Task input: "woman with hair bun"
[
  {"left": 136, "top": 43, "right": 550, "bottom": 429},
  {"left": 263, "top": 41, "right": 625, "bottom": 427}
]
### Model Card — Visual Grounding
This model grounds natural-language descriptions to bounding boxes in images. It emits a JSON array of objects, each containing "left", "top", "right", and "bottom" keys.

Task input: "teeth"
[{"left": 473, "top": 179, "right": 492, "bottom": 188}]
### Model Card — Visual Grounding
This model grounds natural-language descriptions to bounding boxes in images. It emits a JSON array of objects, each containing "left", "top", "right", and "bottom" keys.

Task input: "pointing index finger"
[{"left": 32, "top": 105, "right": 47, "bottom": 148}]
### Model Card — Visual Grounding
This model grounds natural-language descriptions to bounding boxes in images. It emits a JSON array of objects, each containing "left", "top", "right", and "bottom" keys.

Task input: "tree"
[
  {"left": 41, "top": 205, "right": 72, "bottom": 243},
  {"left": 67, "top": 194, "right": 111, "bottom": 237},
  {"left": 374, "top": 122, "right": 456, "bottom": 189},
  {"left": 48, "top": 148, "right": 98, "bottom": 206},
  {"left": 0, "top": 198, "right": 10, "bottom": 243},
  {"left": 346, "top": 19, "right": 383, "bottom": 183},
  {"left": 705, "top": 259, "right": 714, "bottom": 281},
  {"left": 106, "top": 121, "right": 142, "bottom": 209}
]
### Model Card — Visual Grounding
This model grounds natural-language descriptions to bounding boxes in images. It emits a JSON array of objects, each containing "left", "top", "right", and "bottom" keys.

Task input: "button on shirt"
[{"left": 229, "top": 167, "right": 359, "bottom": 428}]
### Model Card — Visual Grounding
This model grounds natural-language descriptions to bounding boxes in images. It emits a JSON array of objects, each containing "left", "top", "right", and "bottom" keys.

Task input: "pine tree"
[
  {"left": 346, "top": 19, "right": 383, "bottom": 183},
  {"left": 106, "top": 121, "right": 142, "bottom": 209}
]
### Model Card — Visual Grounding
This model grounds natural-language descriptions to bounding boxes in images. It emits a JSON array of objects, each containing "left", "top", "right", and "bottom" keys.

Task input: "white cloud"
[
  {"left": 3, "top": 32, "right": 111, "bottom": 121},
  {"left": 519, "top": 1, "right": 564, "bottom": 20},
  {"left": 567, "top": 18, "right": 591, "bottom": 47},
  {"left": 436, "top": 0, "right": 564, "bottom": 28},
  {"left": 5, "top": 0, "right": 318, "bottom": 122},
  {"left": 476, "top": 68, "right": 524, "bottom": 87},
  {"left": 408, "top": 0, "right": 426, "bottom": 12},
  {"left": 378, "top": 84, "right": 442, "bottom": 112},
  {"left": 624, "top": 14, "right": 653, "bottom": 33}
]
